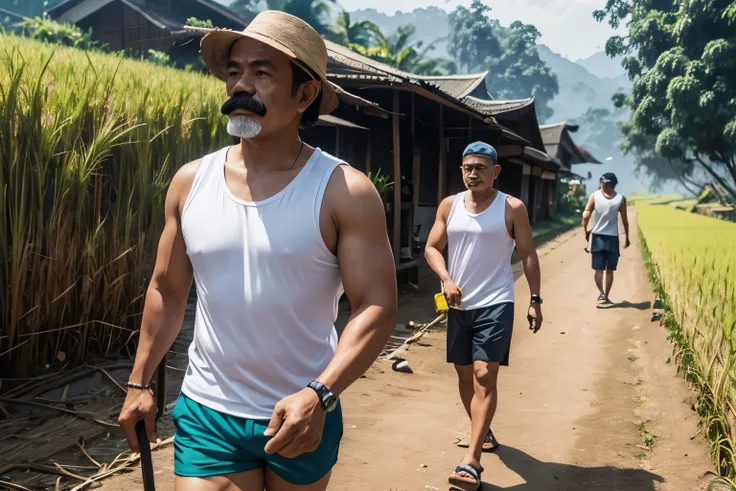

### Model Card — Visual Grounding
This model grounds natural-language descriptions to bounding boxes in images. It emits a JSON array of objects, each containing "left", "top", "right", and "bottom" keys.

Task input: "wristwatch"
[
  {"left": 531, "top": 295, "right": 543, "bottom": 305},
  {"left": 308, "top": 380, "right": 339, "bottom": 413}
]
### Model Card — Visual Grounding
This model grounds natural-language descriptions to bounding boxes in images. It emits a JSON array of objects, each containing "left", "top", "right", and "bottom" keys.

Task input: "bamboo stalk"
[{"left": 0, "top": 398, "right": 119, "bottom": 427}]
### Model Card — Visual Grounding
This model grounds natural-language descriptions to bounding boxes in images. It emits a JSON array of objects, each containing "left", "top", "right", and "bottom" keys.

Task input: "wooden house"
[{"left": 46, "top": 0, "right": 248, "bottom": 66}]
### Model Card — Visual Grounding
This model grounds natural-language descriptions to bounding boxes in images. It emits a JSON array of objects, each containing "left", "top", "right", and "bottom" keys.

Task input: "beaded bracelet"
[{"left": 126, "top": 381, "right": 152, "bottom": 390}]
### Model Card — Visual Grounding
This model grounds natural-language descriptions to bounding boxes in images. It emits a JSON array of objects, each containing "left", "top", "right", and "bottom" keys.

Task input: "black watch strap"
[
  {"left": 308, "top": 381, "right": 338, "bottom": 412},
  {"left": 531, "top": 295, "right": 543, "bottom": 304}
]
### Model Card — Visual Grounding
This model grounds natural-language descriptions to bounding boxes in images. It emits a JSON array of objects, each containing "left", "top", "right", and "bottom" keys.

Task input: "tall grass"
[
  {"left": 0, "top": 33, "right": 231, "bottom": 377},
  {"left": 637, "top": 203, "right": 736, "bottom": 484}
]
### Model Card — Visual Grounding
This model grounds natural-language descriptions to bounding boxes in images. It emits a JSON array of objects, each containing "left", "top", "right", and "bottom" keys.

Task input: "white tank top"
[
  {"left": 591, "top": 190, "right": 623, "bottom": 236},
  {"left": 180, "top": 146, "right": 345, "bottom": 420},
  {"left": 446, "top": 191, "right": 515, "bottom": 310}
]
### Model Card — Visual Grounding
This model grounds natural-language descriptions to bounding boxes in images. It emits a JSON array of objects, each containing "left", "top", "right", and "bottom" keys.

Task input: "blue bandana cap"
[{"left": 462, "top": 141, "right": 498, "bottom": 164}]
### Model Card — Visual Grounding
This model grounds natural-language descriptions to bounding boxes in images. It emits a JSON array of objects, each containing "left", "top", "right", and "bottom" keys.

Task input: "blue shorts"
[
  {"left": 592, "top": 250, "right": 619, "bottom": 271},
  {"left": 591, "top": 233, "right": 620, "bottom": 271},
  {"left": 173, "top": 392, "right": 343, "bottom": 485}
]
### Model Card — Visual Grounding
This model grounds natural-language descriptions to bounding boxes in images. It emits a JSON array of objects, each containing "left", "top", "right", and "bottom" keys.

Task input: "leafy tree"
[
  {"left": 229, "top": 0, "right": 337, "bottom": 34},
  {"left": 185, "top": 17, "right": 214, "bottom": 29},
  {"left": 21, "top": 14, "right": 100, "bottom": 50},
  {"left": 349, "top": 23, "right": 455, "bottom": 76},
  {"left": 595, "top": 0, "right": 736, "bottom": 199},
  {"left": 448, "top": 0, "right": 559, "bottom": 121}
]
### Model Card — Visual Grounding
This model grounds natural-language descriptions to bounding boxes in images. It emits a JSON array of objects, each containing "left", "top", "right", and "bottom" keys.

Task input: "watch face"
[{"left": 324, "top": 395, "right": 339, "bottom": 412}]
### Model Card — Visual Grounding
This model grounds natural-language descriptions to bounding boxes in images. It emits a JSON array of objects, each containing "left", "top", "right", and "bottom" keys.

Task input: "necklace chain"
[{"left": 288, "top": 141, "right": 305, "bottom": 170}]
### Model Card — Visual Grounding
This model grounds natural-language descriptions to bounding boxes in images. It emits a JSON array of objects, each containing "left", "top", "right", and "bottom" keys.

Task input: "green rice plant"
[
  {"left": 638, "top": 203, "right": 736, "bottom": 480},
  {"left": 0, "top": 33, "right": 232, "bottom": 376}
]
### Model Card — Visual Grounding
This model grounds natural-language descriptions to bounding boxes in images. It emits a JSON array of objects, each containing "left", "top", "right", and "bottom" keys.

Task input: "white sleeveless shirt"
[
  {"left": 591, "top": 190, "right": 623, "bottom": 236},
  {"left": 446, "top": 191, "right": 515, "bottom": 310},
  {"left": 180, "top": 146, "right": 345, "bottom": 420}
]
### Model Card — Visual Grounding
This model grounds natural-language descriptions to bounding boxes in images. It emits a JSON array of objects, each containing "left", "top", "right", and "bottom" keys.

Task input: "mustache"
[{"left": 221, "top": 93, "right": 267, "bottom": 117}]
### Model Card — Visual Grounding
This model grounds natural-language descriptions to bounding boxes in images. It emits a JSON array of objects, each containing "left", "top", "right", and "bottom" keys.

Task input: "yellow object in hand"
[
  {"left": 434, "top": 286, "right": 462, "bottom": 314},
  {"left": 434, "top": 292, "right": 449, "bottom": 314}
]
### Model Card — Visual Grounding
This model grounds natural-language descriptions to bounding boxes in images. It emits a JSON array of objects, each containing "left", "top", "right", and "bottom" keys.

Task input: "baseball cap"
[
  {"left": 601, "top": 172, "right": 618, "bottom": 184},
  {"left": 463, "top": 141, "right": 498, "bottom": 164}
]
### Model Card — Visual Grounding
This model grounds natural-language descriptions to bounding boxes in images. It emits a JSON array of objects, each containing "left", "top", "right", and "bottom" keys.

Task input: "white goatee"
[{"left": 227, "top": 116, "right": 263, "bottom": 139}]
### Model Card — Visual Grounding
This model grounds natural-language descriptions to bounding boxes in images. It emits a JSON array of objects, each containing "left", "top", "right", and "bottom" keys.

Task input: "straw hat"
[{"left": 200, "top": 10, "right": 338, "bottom": 115}]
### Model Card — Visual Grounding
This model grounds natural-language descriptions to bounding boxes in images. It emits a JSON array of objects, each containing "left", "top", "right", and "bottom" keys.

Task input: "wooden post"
[
  {"left": 392, "top": 91, "right": 401, "bottom": 267},
  {"left": 411, "top": 94, "right": 416, "bottom": 139},
  {"left": 413, "top": 146, "right": 421, "bottom": 225},
  {"left": 437, "top": 105, "right": 446, "bottom": 204},
  {"left": 365, "top": 134, "right": 372, "bottom": 176},
  {"left": 468, "top": 115, "right": 472, "bottom": 143}
]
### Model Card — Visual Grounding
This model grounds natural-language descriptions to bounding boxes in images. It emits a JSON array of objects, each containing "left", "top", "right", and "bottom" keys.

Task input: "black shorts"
[{"left": 447, "top": 302, "right": 514, "bottom": 366}]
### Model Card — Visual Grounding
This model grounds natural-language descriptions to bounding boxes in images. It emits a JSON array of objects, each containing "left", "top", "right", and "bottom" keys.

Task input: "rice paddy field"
[
  {"left": 0, "top": 33, "right": 232, "bottom": 377},
  {"left": 637, "top": 202, "right": 736, "bottom": 483}
]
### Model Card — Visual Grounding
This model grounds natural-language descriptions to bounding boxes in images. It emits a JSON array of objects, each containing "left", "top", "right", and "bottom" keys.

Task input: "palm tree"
[
  {"left": 325, "top": 11, "right": 382, "bottom": 47},
  {"left": 229, "top": 0, "right": 337, "bottom": 35},
  {"left": 349, "top": 24, "right": 456, "bottom": 76}
]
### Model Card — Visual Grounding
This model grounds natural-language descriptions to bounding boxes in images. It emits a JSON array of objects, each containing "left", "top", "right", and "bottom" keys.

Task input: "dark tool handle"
[
  {"left": 155, "top": 353, "right": 167, "bottom": 419},
  {"left": 135, "top": 420, "right": 156, "bottom": 491}
]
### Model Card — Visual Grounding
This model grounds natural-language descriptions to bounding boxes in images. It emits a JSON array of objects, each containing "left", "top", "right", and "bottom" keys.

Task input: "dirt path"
[{"left": 104, "top": 213, "right": 714, "bottom": 490}]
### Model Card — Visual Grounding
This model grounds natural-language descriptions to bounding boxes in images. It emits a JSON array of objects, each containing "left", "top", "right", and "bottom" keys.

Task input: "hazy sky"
[{"left": 334, "top": 0, "right": 624, "bottom": 60}]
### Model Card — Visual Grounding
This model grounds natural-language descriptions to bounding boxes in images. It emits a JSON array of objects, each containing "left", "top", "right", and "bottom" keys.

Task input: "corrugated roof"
[
  {"left": 540, "top": 122, "right": 594, "bottom": 165},
  {"left": 577, "top": 146, "right": 602, "bottom": 164},
  {"left": 48, "top": 0, "right": 247, "bottom": 32},
  {"left": 462, "top": 96, "right": 535, "bottom": 116},
  {"left": 415, "top": 72, "right": 489, "bottom": 99},
  {"left": 325, "top": 39, "right": 418, "bottom": 82}
]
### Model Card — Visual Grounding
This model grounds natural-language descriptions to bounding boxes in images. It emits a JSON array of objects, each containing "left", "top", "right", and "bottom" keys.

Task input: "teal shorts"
[{"left": 172, "top": 392, "right": 343, "bottom": 485}]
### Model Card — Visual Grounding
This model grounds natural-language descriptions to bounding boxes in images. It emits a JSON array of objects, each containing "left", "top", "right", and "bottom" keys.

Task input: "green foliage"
[
  {"left": 21, "top": 14, "right": 100, "bottom": 51},
  {"left": 147, "top": 49, "right": 171, "bottom": 67},
  {"left": 367, "top": 169, "right": 394, "bottom": 195},
  {"left": 448, "top": 0, "right": 559, "bottom": 121},
  {"left": 556, "top": 179, "right": 586, "bottom": 216},
  {"left": 0, "top": 34, "right": 231, "bottom": 376},
  {"left": 185, "top": 17, "right": 214, "bottom": 29},
  {"left": 595, "top": 0, "right": 736, "bottom": 200},
  {"left": 638, "top": 204, "right": 736, "bottom": 482}
]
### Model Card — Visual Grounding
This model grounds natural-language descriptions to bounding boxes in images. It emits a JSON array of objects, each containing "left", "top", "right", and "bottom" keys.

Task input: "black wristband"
[{"left": 530, "top": 295, "right": 543, "bottom": 305}]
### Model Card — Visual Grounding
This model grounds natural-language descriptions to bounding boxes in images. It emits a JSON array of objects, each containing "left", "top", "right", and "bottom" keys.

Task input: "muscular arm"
[
  {"left": 620, "top": 196, "right": 630, "bottom": 246},
  {"left": 582, "top": 193, "right": 595, "bottom": 231},
  {"left": 128, "top": 162, "right": 198, "bottom": 387},
  {"left": 424, "top": 196, "right": 455, "bottom": 282},
  {"left": 119, "top": 161, "right": 198, "bottom": 451},
  {"left": 509, "top": 198, "right": 540, "bottom": 297},
  {"left": 316, "top": 167, "right": 398, "bottom": 396}
]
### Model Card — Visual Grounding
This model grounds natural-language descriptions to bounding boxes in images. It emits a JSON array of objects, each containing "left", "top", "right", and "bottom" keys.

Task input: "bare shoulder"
[
  {"left": 437, "top": 195, "right": 456, "bottom": 216},
  {"left": 505, "top": 195, "right": 526, "bottom": 210},
  {"left": 327, "top": 165, "right": 381, "bottom": 200},
  {"left": 325, "top": 165, "right": 384, "bottom": 222},
  {"left": 169, "top": 158, "right": 202, "bottom": 213},
  {"left": 171, "top": 159, "right": 201, "bottom": 188}
]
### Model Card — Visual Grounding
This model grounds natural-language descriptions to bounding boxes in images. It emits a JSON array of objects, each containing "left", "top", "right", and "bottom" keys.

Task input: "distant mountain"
[
  {"left": 536, "top": 45, "right": 630, "bottom": 122},
  {"left": 574, "top": 51, "right": 627, "bottom": 80}
]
